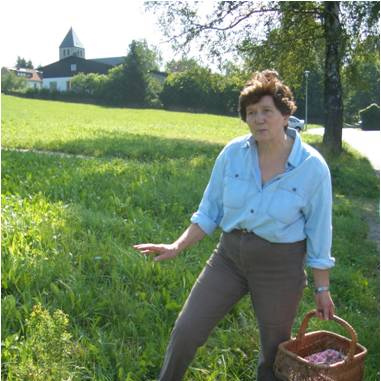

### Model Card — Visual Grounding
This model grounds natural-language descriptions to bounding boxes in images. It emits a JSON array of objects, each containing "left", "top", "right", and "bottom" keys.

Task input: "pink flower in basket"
[{"left": 305, "top": 349, "right": 346, "bottom": 365}]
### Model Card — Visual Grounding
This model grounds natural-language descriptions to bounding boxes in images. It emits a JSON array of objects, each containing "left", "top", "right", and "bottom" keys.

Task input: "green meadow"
[{"left": 1, "top": 95, "right": 379, "bottom": 380}]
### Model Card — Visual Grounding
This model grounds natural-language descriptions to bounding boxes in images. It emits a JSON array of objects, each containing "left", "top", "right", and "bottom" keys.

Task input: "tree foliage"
[
  {"left": 342, "top": 35, "right": 380, "bottom": 122},
  {"left": 145, "top": 1, "right": 379, "bottom": 154},
  {"left": 67, "top": 40, "right": 163, "bottom": 107},
  {"left": 122, "top": 40, "right": 161, "bottom": 104},
  {"left": 165, "top": 57, "right": 200, "bottom": 73},
  {"left": 1, "top": 69, "right": 27, "bottom": 93},
  {"left": 161, "top": 63, "right": 245, "bottom": 114},
  {"left": 16, "top": 56, "right": 33, "bottom": 69},
  {"left": 70, "top": 72, "right": 108, "bottom": 98},
  {"left": 359, "top": 103, "right": 380, "bottom": 131}
]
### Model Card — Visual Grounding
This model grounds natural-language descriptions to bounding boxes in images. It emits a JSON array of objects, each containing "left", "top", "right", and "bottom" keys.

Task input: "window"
[
  {"left": 49, "top": 81, "right": 57, "bottom": 91},
  {"left": 66, "top": 81, "right": 71, "bottom": 91},
  {"left": 70, "top": 64, "right": 77, "bottom": 72}
]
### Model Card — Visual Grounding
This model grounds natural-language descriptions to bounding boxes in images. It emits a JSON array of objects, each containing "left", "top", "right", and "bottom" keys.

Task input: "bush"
[
  {"left": 160, "top": 68, "right": 212, "bottom": 112},
  {"left": 2, "top": 304, "right": 84, "bottom": 380},
  {"left": 359, "top": 103, "right": 380, "bottom": 130},
  {"left": 70, "top": 72, "right": 108, "bottom": 99},
  {"left": 1, "top": 69, "right": 27, "bottom": 93},
  {"left": 160, "top": 67, "right": 244, "bottom": 115}
]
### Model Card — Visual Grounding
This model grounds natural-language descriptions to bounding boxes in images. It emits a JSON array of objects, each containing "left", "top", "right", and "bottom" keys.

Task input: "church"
[{"left": 40, "top": 28, "right": 127, "bottom": 91}]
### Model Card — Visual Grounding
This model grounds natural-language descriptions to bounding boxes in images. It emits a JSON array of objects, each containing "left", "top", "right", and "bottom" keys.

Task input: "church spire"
[{"left": 59, "top": 27, "right": 85, "bottom": 60}]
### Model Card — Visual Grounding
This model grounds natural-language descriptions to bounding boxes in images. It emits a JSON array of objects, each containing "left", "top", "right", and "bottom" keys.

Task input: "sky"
[{"left": 0, "top": 0, "right": 184, "bottom": 70}]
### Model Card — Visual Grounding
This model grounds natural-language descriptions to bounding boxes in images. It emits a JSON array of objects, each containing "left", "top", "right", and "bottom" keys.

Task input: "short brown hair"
[{"left": 238, "top": 70, "right": 297, "bottom": 121}]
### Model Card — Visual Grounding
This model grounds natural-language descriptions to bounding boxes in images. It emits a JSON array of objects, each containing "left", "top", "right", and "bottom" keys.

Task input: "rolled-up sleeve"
[
  {"left": 190, "top": 150, "right": 225, "bottom": 235},
  {"left": 303, "top": 169, "right": 335, "bottom": 269}
]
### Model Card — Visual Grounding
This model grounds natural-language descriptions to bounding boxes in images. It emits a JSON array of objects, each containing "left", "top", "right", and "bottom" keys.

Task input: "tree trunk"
[{"left": 323, "top": 1, "right": 343, "bottom": 154}]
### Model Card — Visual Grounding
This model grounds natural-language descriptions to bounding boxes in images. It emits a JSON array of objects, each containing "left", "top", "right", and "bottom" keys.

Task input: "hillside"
[{"left": 2, "top": 95, "right": 379, "bottom": 381}]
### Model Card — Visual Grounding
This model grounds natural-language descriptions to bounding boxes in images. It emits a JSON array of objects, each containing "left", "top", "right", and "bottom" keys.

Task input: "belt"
[{"left": 232, "top": 228, "right": 251, "bottom": 234}]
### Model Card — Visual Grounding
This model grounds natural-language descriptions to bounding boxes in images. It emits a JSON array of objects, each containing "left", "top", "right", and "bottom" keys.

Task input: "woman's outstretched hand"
[
  {"left": 133, "top": 224, "right": 206, "bottom": 262},
  {"left": 133, "top": 243, "right": 180, "bottom": 262}
]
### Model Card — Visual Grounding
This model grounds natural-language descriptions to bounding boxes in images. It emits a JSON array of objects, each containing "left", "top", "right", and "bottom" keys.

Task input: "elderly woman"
[{"left": 134, "top": 70, "right": 335, "bottom": 381}]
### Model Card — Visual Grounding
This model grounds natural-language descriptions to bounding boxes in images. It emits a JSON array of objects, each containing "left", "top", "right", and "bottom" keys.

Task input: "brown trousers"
[{"left": 159, "top": 230, "right": 307, "bottom": 381}]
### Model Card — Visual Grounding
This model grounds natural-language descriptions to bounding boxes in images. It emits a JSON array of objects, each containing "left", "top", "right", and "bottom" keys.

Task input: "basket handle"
[{"left": 296, "top": 310, "right": 358, "bottom": 362}]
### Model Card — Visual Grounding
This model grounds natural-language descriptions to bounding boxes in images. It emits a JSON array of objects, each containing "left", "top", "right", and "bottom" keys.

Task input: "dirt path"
[
  {"left": 360, "top": 199, "right": 380, "bottom": 250},
  {"left": 2, "top": 147, "right": 94, "bottom": 160},
  {"left": 3, "top": 145, "right": 380, "bottom": 248}
]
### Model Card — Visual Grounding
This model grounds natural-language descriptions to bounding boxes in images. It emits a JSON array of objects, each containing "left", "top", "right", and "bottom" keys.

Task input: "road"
[{"left": 306, "top": 128, "right": 380, "bottom": 171}]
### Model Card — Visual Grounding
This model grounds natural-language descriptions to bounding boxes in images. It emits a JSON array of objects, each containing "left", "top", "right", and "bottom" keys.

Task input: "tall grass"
[{"left": 2, "top": 95, "right": 379, "bottom": 380}]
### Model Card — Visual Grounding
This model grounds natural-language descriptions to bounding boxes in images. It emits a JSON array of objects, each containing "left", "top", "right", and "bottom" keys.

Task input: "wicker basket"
[{"left": 274, "top": 310, "right": 367, "bottom": 381}]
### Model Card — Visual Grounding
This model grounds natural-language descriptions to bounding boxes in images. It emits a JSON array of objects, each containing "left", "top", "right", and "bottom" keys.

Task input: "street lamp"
[{"left": 304, "top": 71, "right": 310, "bottom": 130}]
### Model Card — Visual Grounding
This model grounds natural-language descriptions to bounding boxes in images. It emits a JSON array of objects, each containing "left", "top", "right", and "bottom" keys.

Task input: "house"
[
  {"left": 41, "top": 56, "right": 112, "bottom": 91},
  {"left": 2, "top": 67, "right": 43, "bottom": 89},
  {"left": 38, "top": 27, "right": 167, "bottom": 91}
]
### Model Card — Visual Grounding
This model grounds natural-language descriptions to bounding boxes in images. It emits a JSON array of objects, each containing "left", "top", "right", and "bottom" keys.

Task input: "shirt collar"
[
  {"left": 241, "top": 134, "right": 255, "bottom": 148},
  {"left": 286, "top": 128, "right": 303, "bottom": 168},
  {"left": 241, "top": 128, "right": 304, "bottom": 168}
]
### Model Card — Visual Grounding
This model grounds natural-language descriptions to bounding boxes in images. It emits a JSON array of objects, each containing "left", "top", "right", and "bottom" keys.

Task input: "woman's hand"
[
  {"left": 312, "top": 269, "right": 334, "bottom": 320},
  {"left": 314, "top": 291, "right": 335, "bottom": 320},
  {"left": 133, "top": 224, "right": 205, "bottom": 263},
  {"left": 133, "top": 243, "right": 181, "bottom": 262}
]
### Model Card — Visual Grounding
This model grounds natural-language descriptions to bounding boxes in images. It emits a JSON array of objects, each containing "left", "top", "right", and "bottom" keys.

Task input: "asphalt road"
[{"left": 306, "top": 128, "right": 380, "bottom": 171}]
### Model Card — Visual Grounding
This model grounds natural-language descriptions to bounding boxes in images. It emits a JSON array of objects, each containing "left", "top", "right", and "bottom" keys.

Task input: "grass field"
[{"left": 1, "top": 95, "right": 379, "bottom": 380}]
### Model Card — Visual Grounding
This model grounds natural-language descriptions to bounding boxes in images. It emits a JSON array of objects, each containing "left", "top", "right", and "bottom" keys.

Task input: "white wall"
[
  {"left": 43, "top": 77, "right": 71, "bottom": 91},
  {"left": 27, "top": 80, "right": 42, "bottom": 89}
]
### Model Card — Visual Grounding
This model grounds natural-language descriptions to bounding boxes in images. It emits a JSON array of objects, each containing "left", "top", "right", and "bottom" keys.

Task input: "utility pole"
[{"left": 304, "top": 70, "right": 310, "bottom": 130}]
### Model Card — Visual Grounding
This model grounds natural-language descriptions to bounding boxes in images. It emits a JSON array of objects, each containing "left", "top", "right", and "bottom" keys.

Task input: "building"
[
  {"left": 41, "top": 56, "right": 112, "bottom": 91},
  {"left": 2, "top": 67, "right": 43, "bottom": 89},
  {"left": 38, "top": 27, "right": 167, "bottom": 91},
  {"left": 39, "top": 28, "right": 115, "bottom": 91},
  {"left": 59, "top": 27, "right": 85, "bottom": 60}
]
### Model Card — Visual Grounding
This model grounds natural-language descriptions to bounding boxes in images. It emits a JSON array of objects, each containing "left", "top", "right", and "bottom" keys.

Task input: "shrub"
[
  {"left": 1, "top": 69, "right": 27, "bottom": 93},
  {"left": 160, "top": 68, "right": 212, "bottom": 111},
  {"left": 160, "top": 67, "right": 244, "bottom": 115},
  {"left": 70, "top": 72, "right": 108, "bottom": 98},
  {"left": 2, "top": 304, "right": 83, "bottom": 380},
  {"left": 359, "top": 103, "right": 380, "bottom": 130}
]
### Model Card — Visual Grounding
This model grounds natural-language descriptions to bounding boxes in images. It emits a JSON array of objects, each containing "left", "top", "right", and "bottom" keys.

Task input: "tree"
[
  {"left": 145, "top": 1, "right": 379, "bottom": 154},
  {"left": 322, "top": 1, "right": 343, "bottom": 152},
  {"left": 165, "top": 57, "right": 200, "bottom": 73},
  {"left": 119, "top": 40, "right": 161, "bottom": 105},
  {"left": 342, "top": 35, "right": 380, "bottom": 122},
  {"left": 16, "top": 56, "right": 33, "bottom": 69},
  {"left": 236, "top": 3, "right": 326, "bottom": 123},
  {"left": 70, "top": 72, "right": 108, "bottom": 98},
  {"left": 161, "top": 65, "right": 215, "bottom": 111},
  {"left": 1, "top": 68, "right": 27, "bottom": 93}
]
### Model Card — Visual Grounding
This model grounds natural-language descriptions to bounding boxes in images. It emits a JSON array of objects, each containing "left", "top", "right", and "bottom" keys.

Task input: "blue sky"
[{"left": 0, "top": 0, "right": 180, "bottom": 69}]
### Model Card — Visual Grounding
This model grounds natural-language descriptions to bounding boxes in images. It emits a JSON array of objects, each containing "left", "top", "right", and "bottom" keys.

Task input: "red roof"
[{"left": 7, "top": 67, "right": 43, "bottom": 82}]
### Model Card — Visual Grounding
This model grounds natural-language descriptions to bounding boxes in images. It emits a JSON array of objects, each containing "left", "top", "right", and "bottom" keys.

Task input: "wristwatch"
[{"left": 315, "top": 286, "right": 330, "bottom": 294}]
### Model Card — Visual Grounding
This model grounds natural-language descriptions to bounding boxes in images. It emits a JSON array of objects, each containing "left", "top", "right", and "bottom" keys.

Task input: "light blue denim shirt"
[{"left": 191, "top": 128, "right": 335, "bottom": 269}]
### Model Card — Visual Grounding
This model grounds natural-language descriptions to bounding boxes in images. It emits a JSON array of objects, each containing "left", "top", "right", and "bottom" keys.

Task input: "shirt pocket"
[
  {"left": 223, "top": 174, "right": 250, "bottom": 209},
  {"left": 267, "top": 184, "right": 305, "bottom": 225}
]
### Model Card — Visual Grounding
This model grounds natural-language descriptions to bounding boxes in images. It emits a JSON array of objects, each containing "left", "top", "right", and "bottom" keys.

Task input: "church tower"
[{"left": 59, "top": 27, "right": 85, "bottom": 60}]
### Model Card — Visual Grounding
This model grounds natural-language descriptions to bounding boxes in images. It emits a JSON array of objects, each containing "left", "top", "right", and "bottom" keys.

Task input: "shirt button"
[
  {"left": 250, "top": 209, "right": 254, "bottom": 213},
  {"left": 235, "top": 174, "right": 239, "bottom": 178},
  {"left": 292, "top": 187, "right": 297, "bottom": 192}
]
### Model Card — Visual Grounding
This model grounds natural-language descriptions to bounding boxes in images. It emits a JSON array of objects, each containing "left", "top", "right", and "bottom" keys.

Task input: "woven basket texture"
[{"left": 273, "top": 310, "right": 367, "bottom": 381}]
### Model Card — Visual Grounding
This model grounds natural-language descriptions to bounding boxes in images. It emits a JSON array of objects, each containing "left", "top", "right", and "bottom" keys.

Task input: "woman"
[{"left": 134, "top": 70, "right": 335, "bottom": 381}]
